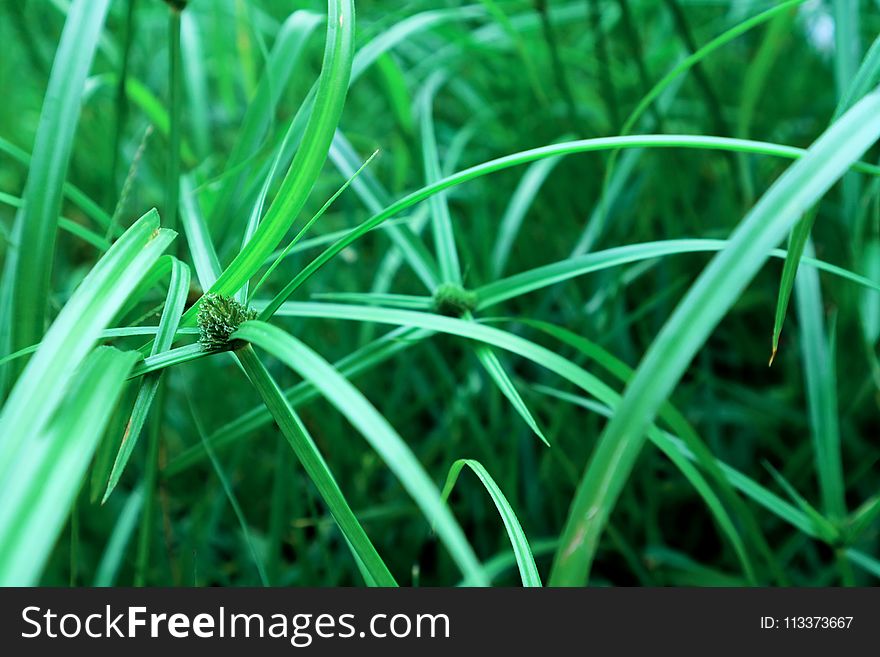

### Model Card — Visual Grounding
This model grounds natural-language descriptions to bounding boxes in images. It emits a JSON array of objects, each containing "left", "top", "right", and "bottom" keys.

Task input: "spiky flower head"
[
  {"left": 433, "top": 282, "right": 478, "bottom": 317},
  {"left": 197, "top": 293, "right": 258, "bottom": 351}
]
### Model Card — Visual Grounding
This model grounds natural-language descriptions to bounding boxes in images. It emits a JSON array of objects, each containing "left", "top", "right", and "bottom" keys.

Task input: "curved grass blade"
[
  {"left": 549, "top": 90, "right": 880, "bottom": 586},
  {"left": 491, "top": 150, "right": 566, "bottom": 277},
  {"left": 129, "top": 342, "right": 205, "bottom": 378},
  {"left": 762, "top": 461, "right": 838, "bottom": 541},
  {"left": 477, "top": 238, "right": 880, "bottom": 310},
  {"left": 165, "top": 326, "right": 432, "bottom": 475},
  {"left": 618, "top": 0, "right": 806, "bottom": 141},
  {"left": 441, "top": 458, "right": 542, "bottom": 586},
  {"left": 473, "top": 345, "right": 548, "bottom": 446},
  {"left": 795, "top": 252, "right": 845, "bottom": 519},
  {"left": 179, "top": 0, "right": 354, "bottom": 323},
  {"left": 234, "top": 344, "right": 396, "bottom": 586},
  {"left": 595, "top": 0, "right": 807, "bottom": 238},
  {"left": 257, "top": 134, "right": 880, "bottom": 320},
  {"left": 534, "top": 385, "right": 757, "bottom": 582},
  {"left": 0, "top": 136, "right": 112, "bottom": 232},
  {"left": 249, "top": 148, "right": 380, "bottom": 300},
  {"left": 0, "top": 347, "right": 138, "bottom": 585},
  {"left": 330, "top": 133, "right": 439, "bottom": 289},
  {"left": 1, "top": 0, "right": 112, "bottom": 385},
  {"left": 93, "top": 485, "right": 144, "bottom": 586},
  {"left": 0, "top": 327, "right": 199, "bottom": 370},
  {"left": 180, "top": 175, "right": 222, "bottom": 291},
  {"left": 518, "top": 319, "right": 778, "bottom": 582},
  {"left": 261, "top": 303, "right": 756, "bottom": 578},
  {"left": 233, "top": 321, "right": 488, "bottom": 585},
  {"left": 770, "top": 32, "right": 880, "bottom": 360},
  {"left": 210, "top": 10, "right": 324, "bottom": 232},
  {"left": 0, "top": 190, "right": 111, "bottom": 251}
]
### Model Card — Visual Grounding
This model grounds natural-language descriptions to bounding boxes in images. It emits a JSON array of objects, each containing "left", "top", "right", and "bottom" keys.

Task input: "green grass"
[{"left": 0, "top": 0, "right": 879, "bottom": 587}]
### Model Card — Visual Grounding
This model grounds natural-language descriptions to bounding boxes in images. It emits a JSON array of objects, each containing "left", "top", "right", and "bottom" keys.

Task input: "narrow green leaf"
[
  {"left": 474, "top": 345, "right": 548, "bottom": 446},
  {"left": 762, "top": 461, "right": 838, "bottom": 542},
  {"left": 180, "top": 175, "right": 222, "bottom": 291},
  {"left": 0, "top": 347, "right": 138, "bottom": 585},
  {"left": 182, "top": 0, "right": 354, "bottom": 321},
  {"left": 330, "top": 132, "right": 439, "bottom": 288},
  {"left": 859, "top": 238, "right": 880, "bottom": 344},
  {"left": 103, "top": 258, "right": 190, "bottom": 503},
  {"left": 164, "top": 326, "right": 431, "bottom": 475},
  {"left": 490, "top": 151, "right": 566, "bottom": 277},
  {"left": 258, "top": 134, "right": 880, "bottom": 321},
  {"left": 770, "top": 28, "right": 880, "bottom": 359},
  {"left": 418, "top": 71, "right": 461, "bottom": 284},
  {"left": 477, "top": 238, "right": 880, "bottom": 311},
  {"left": 233, "top": 321, "right": 488, "bottom": 585},
  {"left": 93, "top": 485, "right": 144, "bottom": 586},
  {"left": 234, "top": 345, "right": 396, "bottom": 586},
  {"left": 549, "top": 90, "right": 880, "bottom": 586},
  {"left": 1, "top": 0, "right": 112, "bottom": 380},
  {"left": 0, "top": 210, "right": 175, "bottom": 481},
  {"left": 210, "top": 10, "right": 324, "bottom": 231},
  {"left": 262, "top": 303, "right": 762, "bottom": 574},
  {"left": 441, "top": 458, "right": 542, "bottom": 586},
  {"left": 794, "top": 251, "right": 845, "bottom": 519},
  {"left": 187, "top": 387, "right": 269, "bottom": 586},
  {"left": 250, "top": 148, "right": 380, "bottom": 300}
]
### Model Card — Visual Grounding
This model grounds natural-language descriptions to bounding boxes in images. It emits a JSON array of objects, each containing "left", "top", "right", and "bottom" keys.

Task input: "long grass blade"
[
  {"left": 0, "top": 210, "right": 175, "bottom": 481},
  {"left": 233, "top": 321, "right": 488, "bottom": 585},
  {"left": 0, "top": 347, "right": 138, "bottom": 585},
  {"left": 548, "top": 90, "right": 880, "bottom": 586},
  {"left": 234, "top": 344, "right": 397, "bottom": 586},
  {"left": 103, "top": 257, "right": 190, "bottom": 502},
  {"left": 0, "top": 0, "right": 112, "bottom": 387},
  {"left": 441, "top": 458, "right": 542, "bottom": 586}
]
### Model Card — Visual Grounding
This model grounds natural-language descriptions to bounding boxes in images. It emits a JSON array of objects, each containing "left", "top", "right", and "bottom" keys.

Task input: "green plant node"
[
  {"left": 433, "top": 283, "right": 478, "bottom": 317},
  {"left": 197, "top": 293, "right": 258, "bottom": 351}
]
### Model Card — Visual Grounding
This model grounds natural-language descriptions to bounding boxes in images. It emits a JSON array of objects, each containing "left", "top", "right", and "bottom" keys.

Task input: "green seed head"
[
  {"left": 433, "top": 283, "right": 478, "bottom": 317},
  {"left": 197, "top": 293, "right": 258, "bottom": 351}
]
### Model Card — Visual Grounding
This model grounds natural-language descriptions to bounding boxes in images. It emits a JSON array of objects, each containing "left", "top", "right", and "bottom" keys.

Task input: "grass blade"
[
  {"left": 770, "top": 29, "right": 880, "bottom": 360},
  {"left": 441, "top": 458, "right": 542, "bottom": 586},
  {"left": 250, "top": 149, "right": 380, "bottom": 300},
  {"left": 794, "top": 252, "right": 845, "bottom": 519},
  {"left": 233, "top": 321, "right": 488, "bottom": 585},
  {"left": 257, "top": 134, "right": 880, "bottom": 320},
  {"left": 234, "top": 344, "right": 396, "bottom": 586},
  {"left": 548, "top": 90, "right": 880, "bottom": 586},
  {"left": 0, "top": 347, "right": 138, "bottom": 585},
  {"left": 93, "top": 485, "right": 144, "bottom": 586},
  {"left": 1, "top": 0, "right": 112, "bottom": 383},
  {"left": 209, "top": 10, "right": 323, "bottom": 232},
  {"left": 180, "top": 175, "right": 222, "bottom": 291},
  {"left": 474, "top": 345, "right": 548, "bottom": 446},
  {"left": 182, "top": 0, "right": 354, "bottom": 320},
  {"left": 164, "top": 326, "right": 432, "bottom": 475},
  {"left": 265, "top": 302, "right": 759, "bottom": 577},
  {"left": 0, "top": 210, "right": 175, "bottom": 481},
  {"left": 418, "top": 72, "right": 461, "bottom": 285},
  {"left": 103, "top": 257, "right": 190, "bottom": 503}
]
